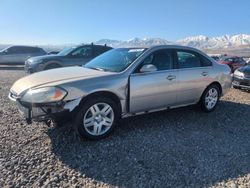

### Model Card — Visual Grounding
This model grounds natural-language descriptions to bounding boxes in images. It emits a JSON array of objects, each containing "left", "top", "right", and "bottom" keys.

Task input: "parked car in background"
[
  {"left": 210, "top": 55, "right": 220, "bottom": 61},
  {"left": 25, "top": 44, "right": 112, "bottom": 73},
  {"left": 9, "top": 45, "right": 232, "bottom": 140},
  {"left": 219, "top": 56, "right": 247, "bottom": 73},
  {"left": 0, "top": 46, "right": 47, "bottom": 65},
  {"left": 232, "top": 65, "right": 250, "bottom": 90}
]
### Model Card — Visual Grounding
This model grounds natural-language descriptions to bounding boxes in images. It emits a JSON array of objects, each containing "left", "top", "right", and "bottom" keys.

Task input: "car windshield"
[
  {"left": 84, "top": 48, "right": 146, "bottom": 72},
  {"left": 58, "top": 47, "right": 76, "bottom": 56},
  {"left": 0, "top": 46, "right": 9, "bottom": 53}
]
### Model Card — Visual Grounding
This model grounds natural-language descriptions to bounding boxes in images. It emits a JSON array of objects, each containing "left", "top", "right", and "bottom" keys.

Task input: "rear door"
[
  {"left": 129, "top": 49, "right": 178, "bottom": 113},
  {"left": 175, "top": 50, "right": 213, "bottom": 105}
]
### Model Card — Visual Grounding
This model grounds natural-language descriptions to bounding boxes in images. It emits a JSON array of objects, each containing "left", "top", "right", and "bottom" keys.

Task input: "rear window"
[{"left": 177, "top": 51, "right": 202, "bottom": 68}]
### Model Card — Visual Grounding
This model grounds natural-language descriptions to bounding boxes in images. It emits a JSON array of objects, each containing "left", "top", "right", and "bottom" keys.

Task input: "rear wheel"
[
  {"left": 75, "top": 97, "right": 119, "bottom": 140},
  {"left": 200, "top": 85, "right": 220, "bottom": 112}
]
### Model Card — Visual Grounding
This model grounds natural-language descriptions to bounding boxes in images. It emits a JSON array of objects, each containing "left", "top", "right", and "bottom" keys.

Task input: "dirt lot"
[{"left": 0, "top": 69, "right": 250, "bottom": 187}]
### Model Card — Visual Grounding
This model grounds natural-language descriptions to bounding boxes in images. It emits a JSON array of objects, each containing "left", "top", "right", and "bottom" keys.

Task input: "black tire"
[
  {"left": 44, "top": 63, "right": 61, "bottom": 70},
  {"left": 232, "top": 85, "right": 240, "bottom": 89},
  {"left": 74, "top": 97, "right": 119, "bottom": 140},
  {"left": 200, "top": 84, "right": 220, "bottom": 112}
]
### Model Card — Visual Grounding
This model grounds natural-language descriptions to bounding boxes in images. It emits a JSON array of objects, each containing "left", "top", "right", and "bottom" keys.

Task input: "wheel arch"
[
  {"left": 44, "top": 61, "right": 62, "bottom": 70},
  {"left": 75, "top": 91, "right": 122, "bottom": 116},
  {"left": 201, "top": 81, "right": 222, "bottom": 99}
]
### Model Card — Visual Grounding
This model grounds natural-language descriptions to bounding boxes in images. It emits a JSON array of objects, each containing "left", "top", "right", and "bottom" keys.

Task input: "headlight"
[
  {"left": 234, "top": 69, "right": 244, "bottom": 78},
  {"left": 21, "top": 87, "right": 67, "bottom": 103},
  {"left": 29, "top": 59, "right": 43, "bottom": 65}
]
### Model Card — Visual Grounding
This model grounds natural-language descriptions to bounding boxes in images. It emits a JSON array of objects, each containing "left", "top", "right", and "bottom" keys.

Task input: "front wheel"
[
  {"left": 44, "top": 63, "right": 61, "bottom": 70},
  {"left": 200, "top": 85, "right": 220, "bottom": 112},
  {"left": 75, "top": 97, "right": 119, "bottom": 140}
]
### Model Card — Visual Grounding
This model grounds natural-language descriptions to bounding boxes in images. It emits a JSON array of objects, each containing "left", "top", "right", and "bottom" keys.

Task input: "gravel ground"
[{"left": 0, "top": 69, "right": 250, "bottom": 188}]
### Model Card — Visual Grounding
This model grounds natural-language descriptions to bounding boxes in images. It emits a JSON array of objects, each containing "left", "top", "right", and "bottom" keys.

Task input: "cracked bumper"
[{"left": 9, "top": 93, "right": 81, "bottom": 124}]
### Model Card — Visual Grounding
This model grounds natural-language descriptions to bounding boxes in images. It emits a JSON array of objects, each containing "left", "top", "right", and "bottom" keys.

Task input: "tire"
[
  {"left": 233, "top": 85, "right": 240, "bottom": 89},
  {"left": 74, "top": 97, "right": 119, "bottom": 140},
  {"left": 44, "top": 63, "right": 61, "bottom": 70},
  {"left": 200, "top": 84, "right": 220, "bottom": 112}
]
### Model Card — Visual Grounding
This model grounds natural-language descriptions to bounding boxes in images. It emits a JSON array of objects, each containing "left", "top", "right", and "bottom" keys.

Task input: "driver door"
[{"left": 129, "top": 49, "right": 178, "bottom": 113}]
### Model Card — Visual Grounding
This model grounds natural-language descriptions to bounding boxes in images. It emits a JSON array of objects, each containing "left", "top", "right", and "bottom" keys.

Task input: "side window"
[
  {"left": 201, "top": 56, "right": 212, "bottom": 67},
  {"left": 71, "top": 46, "right": 93, "bottom": 58},
  {"left": 25, "top": 47, "right": 37, "bottom": 53},
  {"left": 137, "top": 49, "right": 173, "bottom": 72},
  {"left": 177, "top": 51, "right": 202, "bottom": 69},
  {"left": 94, "top": 46, "right": 110, "bottom": 57},
  {"left": 22, "top": 47, "right": 32, "bottom": 54},
  {"left": 8, "top": 47, "right": 24, "bottom": 54}
]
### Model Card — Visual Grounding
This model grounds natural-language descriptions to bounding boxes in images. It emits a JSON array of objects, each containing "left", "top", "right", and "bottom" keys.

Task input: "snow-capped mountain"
[
  {"left": 96, "top": 34, "right": 250, "bottom": 49},
  {"left": 177, "top": 34, "right": 250, "bottom": 49},
  {"left": 96, "top": 37, "right": 172, "bottom": 47}
]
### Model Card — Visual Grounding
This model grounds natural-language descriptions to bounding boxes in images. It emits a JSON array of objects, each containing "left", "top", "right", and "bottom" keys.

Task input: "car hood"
[
  {"left": 28, "top": 55, "right": 63, "bottom": 63},
  {"left": 238, "top": 65, "right": 250, "bottom": 74},
  {"left": 10, "top": 67, "right": 113, "bottom": 95}
]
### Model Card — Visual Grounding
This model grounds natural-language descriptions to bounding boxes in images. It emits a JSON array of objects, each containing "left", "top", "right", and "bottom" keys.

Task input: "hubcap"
[
  {"left": 83, "top": 103, "right": 114, "bottom": 136},
  {"left": 205, "top": 88, "right": 218, "bottom": 110}
]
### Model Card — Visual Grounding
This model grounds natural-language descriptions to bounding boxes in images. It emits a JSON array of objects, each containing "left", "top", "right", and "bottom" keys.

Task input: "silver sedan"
[{"left": 9, "top": 45, "right": 232, "bottom": 140}]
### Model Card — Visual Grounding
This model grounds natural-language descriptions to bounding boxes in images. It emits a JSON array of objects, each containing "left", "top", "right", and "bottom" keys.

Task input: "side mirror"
[{"left": 140, "top": 64, "right": 157, "bottom": 73}]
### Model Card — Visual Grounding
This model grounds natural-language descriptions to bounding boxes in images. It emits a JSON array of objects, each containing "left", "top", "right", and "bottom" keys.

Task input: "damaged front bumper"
[{"left": 9, "top": 91, "right": 81, "bottom": 124}]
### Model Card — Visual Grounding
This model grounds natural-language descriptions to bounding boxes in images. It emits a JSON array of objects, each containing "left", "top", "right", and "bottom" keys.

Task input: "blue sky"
[{"left": 0, "top": 0, "right": 249, "bottom": 45}]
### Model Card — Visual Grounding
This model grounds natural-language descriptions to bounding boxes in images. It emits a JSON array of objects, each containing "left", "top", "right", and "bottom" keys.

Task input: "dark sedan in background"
[
  {"left": 0, "top": 46, "right": 47, "bottom": 65},
  {"left": 25, "top": 44, "right": 112, "bottom": 73},
  {"left": 232, "top": 65, "right": 250, "bottom": 90}
]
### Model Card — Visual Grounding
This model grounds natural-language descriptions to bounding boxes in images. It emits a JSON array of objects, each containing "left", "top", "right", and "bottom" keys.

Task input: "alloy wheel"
[
  {"left": 83, "top": 103, "right": 114, "bottom": 136},
  {"left": 205, "top": 88, "right": 218, "bottom": 110}
]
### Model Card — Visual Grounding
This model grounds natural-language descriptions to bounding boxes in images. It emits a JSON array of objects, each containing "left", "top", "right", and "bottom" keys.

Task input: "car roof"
[
  {"left": 8, "top": 45, "right": 42, "bottom": 49},
  {"left": 75, "top": 44, "right": 112, "bottom": 48},
  {"left": 116, "top": 45, "right": 204, "bottom": 52}
]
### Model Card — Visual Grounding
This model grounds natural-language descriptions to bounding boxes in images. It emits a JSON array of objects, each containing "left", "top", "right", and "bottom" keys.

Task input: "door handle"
[
  {"left": 201, "top": 72, "right": 208, "bottom": 76},
  {"left": 166, "top": 75, "right": 176, "bottom": 80}
]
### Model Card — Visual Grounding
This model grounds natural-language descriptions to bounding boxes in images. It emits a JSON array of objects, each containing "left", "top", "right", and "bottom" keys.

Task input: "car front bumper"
[
  {"left": 232, "top": 76, "right": 250, "bottom": 89},
  {"left": 9, "top": 92, "right": 81, "bottom": 124}
]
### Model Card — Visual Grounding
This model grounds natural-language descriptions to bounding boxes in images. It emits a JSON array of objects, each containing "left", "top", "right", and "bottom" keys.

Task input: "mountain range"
[
  {"left": 1, "top": 34, "right": 250, "bottom": 56},
  {"left": 96, "top": 34, "right": 250, "bottom": 50}
]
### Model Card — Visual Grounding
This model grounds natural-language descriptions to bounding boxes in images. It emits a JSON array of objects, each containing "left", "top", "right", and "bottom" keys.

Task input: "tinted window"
[
  {"left": 94, "top": 46, "right": 111, "bottom": 57},
  {"left": 7, "top": 47, "right": 24, "bottom": 54},
  {"left": 71, "top": 46, "right": 93, "bottom": 58},
  {"left": 201, "top": 56, "right": 212, "bottom": 66},
  {"left": 26, "top": 47, "right": 42, "bottom": 53},
  {"left": 138, "top": 49, "right": 173, "bottom": 72},
  {"left": 177, "top": 51, "right": 201, "bottom": 68}
]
